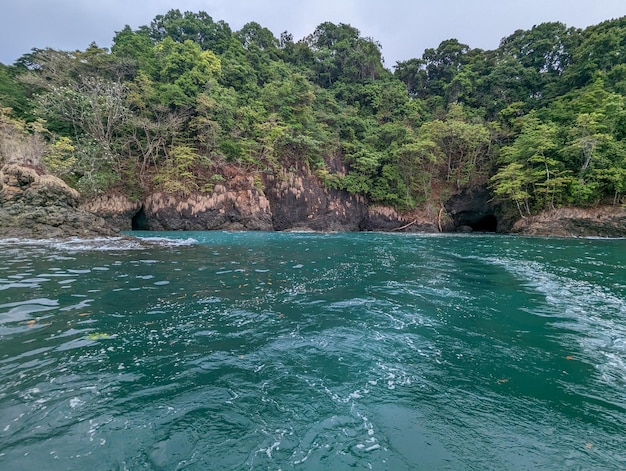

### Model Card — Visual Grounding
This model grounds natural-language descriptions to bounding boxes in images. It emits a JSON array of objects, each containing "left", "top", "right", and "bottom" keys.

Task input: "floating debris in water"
[{"left": 86, "top": 332, "right": 114, "bottom": 340}]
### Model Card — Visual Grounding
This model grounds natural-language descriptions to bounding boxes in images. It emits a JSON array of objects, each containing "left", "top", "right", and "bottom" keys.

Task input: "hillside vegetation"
[{"left": 1, "top": 11, "right": 625, "bottom": 219}]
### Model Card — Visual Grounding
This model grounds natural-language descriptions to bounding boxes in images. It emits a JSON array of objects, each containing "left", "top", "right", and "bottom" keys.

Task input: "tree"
[
  {"left": 0, "top": 64, "right": 30, "bottom": 117},
  {"left": 564, "top": 16, "right": 626, "bottom": 88},
  {"left": 420, "top": 39, "right": 472, "bottom": 99},
  {"left": 128, "top": 102, "right": 189, "bottom": 181},
  {"left": 0, "top": 107, "right": 47, "bottom": 166},
  {"left": 415, "top": 104, "right": 492, "bottom": 189},
  {"left": 148, "top": 9, "right": 232, "bottom": 54},
  {"left": 498, "top": 22, "right": 578, "bottom": 75},
  {"left": 36, "top": 77, "right": 130, "bottom": 155},
  {"left": 237, "top": 22, "right": 280, "bottom": 53},
  {"left": 112, "top": 25, "right": 157, "bottom": 76},
  {"left": 304, "top": 22, "right": 385, "bottom": 86},
  {"left": 394, "top": 58, "right": 427, "bottom": 97},
  {"left": 152, "top": 37, "right": 221, "bottom": 106},
  {"left": 153, "top": 144, "right": 205, "bottom": 195},
  {"left": 490, "top": 162, "right": 532, "bottom": 216},
  {"left": 492, "top": 113, "right": 570, "bottom": 211},
  {"left": 547, "top": 76, "right": 626, "bottom": 204}
]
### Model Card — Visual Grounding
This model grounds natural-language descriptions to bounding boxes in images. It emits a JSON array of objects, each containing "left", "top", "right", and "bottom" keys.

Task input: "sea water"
[{"left": 0, "top": 232, "right": 625, "bottom": 470}]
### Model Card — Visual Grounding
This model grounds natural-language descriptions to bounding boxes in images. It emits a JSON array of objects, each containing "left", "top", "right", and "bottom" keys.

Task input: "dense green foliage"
[{"left": 1, "top": 10, "right": 624, "bottom": 215}]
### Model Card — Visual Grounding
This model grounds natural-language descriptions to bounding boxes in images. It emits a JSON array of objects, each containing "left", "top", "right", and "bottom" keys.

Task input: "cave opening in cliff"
[
  {"left": 132, "top": 206, "right": 149, "bottom": 231},
  {"left": 469, "top": 214, "right": 498, "bottom": 232}
]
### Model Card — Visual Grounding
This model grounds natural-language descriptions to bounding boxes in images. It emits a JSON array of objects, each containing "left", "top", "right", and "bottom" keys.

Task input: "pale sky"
[{"left": 1, "top": 0, "right": 624, "bottom": 67}]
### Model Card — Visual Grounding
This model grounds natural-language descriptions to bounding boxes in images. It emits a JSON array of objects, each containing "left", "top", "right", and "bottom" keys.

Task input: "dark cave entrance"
[
  {"left": 131, "top": 206, "right": 149, "bottom": 231},
  {"left": 468, "top": 214, "right": 498, "bottom": 233}
]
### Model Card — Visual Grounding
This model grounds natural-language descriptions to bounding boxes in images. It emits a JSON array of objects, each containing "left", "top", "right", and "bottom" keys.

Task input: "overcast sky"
[{"left": 1, "top": 0, "right": 624, "bottom": 67}]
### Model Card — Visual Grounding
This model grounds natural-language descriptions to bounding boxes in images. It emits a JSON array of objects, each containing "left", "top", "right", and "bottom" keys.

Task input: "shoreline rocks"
[
  {"left": 3, "top": 163, "right": 625, "bottom": 239},
  {"left": 0, "top": 164, "right": 118, "bottom": 238},
  {"left": 511, "top": 206, "right": 626, "bottom": 238}
]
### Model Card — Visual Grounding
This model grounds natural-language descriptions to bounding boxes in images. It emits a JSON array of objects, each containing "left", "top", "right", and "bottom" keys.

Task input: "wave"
[
  {"left": 138, "top": 236, "right": 198, "bottom": 247},
  {"left": 0, "top": 235, "right": 198, "bottom": 252},
  {"left": 485, "top": 255, "right": 626, "bottom": 390}
]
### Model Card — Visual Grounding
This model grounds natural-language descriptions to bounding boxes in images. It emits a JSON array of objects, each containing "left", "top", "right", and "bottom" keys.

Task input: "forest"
[{"left": 1, "top": 10, "right": 625, "bottom": 219}]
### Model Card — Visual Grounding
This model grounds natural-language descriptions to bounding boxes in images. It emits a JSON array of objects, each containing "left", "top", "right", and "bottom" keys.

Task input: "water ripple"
[{"left": 0, "top": 233, "right": 625, "bottom": 470}]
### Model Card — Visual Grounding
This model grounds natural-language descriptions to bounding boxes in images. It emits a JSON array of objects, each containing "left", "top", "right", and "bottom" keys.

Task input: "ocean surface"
[{"left": 0, "top": 231, "right": 625, "bottom": 470}]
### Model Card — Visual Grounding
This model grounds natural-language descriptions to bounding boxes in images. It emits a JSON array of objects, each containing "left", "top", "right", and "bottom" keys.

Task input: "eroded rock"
[
  {"left": 361, "top": 205, "right": 439, "bottom": 232},
  {"left": 264, "top": 166, "right": 367, "bottom": 231},
  {"left": 143, "top": 174, "right": 273, "bottom": 231},
  {"left": 511, "top": 206, "right": 626, "bottom": 238},
  {"left": 0, "top": 164, "right": 117, "bottom": 238}
]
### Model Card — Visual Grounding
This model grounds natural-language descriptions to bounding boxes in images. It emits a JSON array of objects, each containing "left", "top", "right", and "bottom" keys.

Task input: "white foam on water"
[
  {"left": 486, "top": 256, "right": 626, "bottom": 390},
  {"left": 255, "top": 428, "right": 291, "bottom": 461},
  {"left": 0, "top": 237, "right": 137, "bottom": 252},
  {"left": 0, "top": 235, "right": 198, "bottom": 253},
  {"left": 69, "top": 397, "right": 84, "bottom": 409},
  {"left": 353, "top": 410, "right": 380, "bottom": 454},
  {"left": 292, "top": 447, "right": 313, "bottom": 465},
  {"left": 133, "top": 236, "right": 198, "bottom": 247}
]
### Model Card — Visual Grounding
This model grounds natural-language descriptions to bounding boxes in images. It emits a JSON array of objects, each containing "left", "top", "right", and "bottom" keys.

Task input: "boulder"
[
  {"left": 511, "top": 206, "right": 626, "bottom": 238},
  {"left": 0, "top": 164, "right": 117, "bottom": 238}
]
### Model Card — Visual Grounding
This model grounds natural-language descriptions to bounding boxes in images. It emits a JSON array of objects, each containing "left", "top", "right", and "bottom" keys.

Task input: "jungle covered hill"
[{"left": 1, "top": 10, "right": 625, "bottom": 233}]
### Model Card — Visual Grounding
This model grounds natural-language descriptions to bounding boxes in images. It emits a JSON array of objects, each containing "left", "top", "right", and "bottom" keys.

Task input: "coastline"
[{"left": 3, "top": 164, "right": 625, "bottom": 240}]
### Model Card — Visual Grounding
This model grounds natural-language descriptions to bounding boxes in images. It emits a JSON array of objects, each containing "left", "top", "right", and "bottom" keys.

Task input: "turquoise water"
[{"left": 0, "top": 232, "right": 625, "bottom": 470}]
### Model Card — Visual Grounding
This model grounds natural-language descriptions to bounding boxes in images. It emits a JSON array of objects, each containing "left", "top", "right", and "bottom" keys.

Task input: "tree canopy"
[{"left": 1, "top": 10, "right": 624, "bottom": 215}]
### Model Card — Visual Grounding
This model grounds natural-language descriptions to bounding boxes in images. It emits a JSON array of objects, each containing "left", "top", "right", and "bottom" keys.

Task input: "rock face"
[
  {"left": 83, "top": 164, "right": 445, "bottom": 233},
  {"left": 511, "top": 206, "right": 626, "bottom": 238},
  {"left": 0, "top": 164, "right": 117, "bottom": 238},
  {"left": 80, "top": 194, "right": 142, "bottom": 231},
  {"left": 148, "top": 170, "right": 274, "bottom": 231},
  {"left": 5, "top": 159, "right": 625, "bottom": 238},
  {"left": 85, "top": 165, "right": 411, "bottom": 232},
  {"left": 360, "top": 205, "right": 439, "bottom": 233},
  {"left": 263, "top": 166, "right": 367, "bottom": 231}
]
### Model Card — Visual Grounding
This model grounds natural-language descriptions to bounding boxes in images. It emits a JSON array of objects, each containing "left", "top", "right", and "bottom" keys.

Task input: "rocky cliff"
[
  {"left": 81, "top": 168, "right": 271, "bottom": 231},
  {"left": 83, "top": 165, "right": 626, "bottom": 237},
  {"left": 444, "top": 186, "right": 508, "bottom": 233},
  {"left": 4, "top": 162, "right": 625, "bottom": 239},
  {"left": 511, "top": 206, "right": 626, "bottom": 238},
  {"left": 360, "top": 205, "right": 439, "bottom": 233},
  {"left": 0, "top": 164, "right": 117, "bottom": 238},
  {"left": 142, "top": 182, "right": 273, "bottom": 232},
  {"left": 263, "top": 165, "right": 367, "bottom": 231},
  {"left": 83, "top": 164, "right": 435, "bottom": 233}
]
